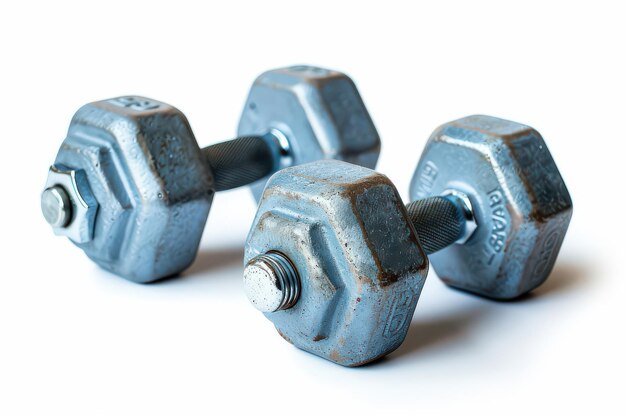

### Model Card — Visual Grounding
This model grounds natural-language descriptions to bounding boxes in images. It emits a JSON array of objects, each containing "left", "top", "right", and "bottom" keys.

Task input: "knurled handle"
[
  {"left": 202, "top": 136, "right": 275, "bottom": 192},
  {"left": 405, "top": 196, "right": 466, "bottom": 255}
]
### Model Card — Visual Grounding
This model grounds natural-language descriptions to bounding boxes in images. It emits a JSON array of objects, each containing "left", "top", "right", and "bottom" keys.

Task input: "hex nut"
[{"left": 43, "top": 165, "right": 98, "bottom": 243}]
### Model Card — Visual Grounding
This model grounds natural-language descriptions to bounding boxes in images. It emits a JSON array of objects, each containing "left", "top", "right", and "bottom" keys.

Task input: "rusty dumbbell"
[
  {"left": 242, "top": 115, "right": 572, "bottom": 366},
  {"left": 41, "top": 65, "right": 380, "bottom": 283}
]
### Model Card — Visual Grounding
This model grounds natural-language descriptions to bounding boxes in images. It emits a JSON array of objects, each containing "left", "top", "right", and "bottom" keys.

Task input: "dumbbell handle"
[
  {"left": 405, "top": 195, "right": 474, "bottom": 255},
  {"left": 201, "top": 134, "right": 280, "bottom": 192}
]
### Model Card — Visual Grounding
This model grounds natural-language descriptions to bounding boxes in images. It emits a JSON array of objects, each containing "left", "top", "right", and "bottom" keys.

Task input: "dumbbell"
[
  {"left": 40, "top": 65, "right": 380, "bottom": 283},
  {"left": 242, "top": 115, "right": 572, "bottom": 366}
]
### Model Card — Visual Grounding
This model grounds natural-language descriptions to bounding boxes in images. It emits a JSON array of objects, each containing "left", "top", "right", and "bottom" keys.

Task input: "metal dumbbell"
[
  {"left": 41, "top": 65, "right": 380, "bottom": 283},
  {"left": 243, "top": 115, "right": 572, "bottom": 366}
]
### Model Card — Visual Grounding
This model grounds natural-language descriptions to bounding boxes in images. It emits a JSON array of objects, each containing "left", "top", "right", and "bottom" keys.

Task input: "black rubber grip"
[
  {"left": 405, "top": 196, "right": 465, "bottom": 255},
  {"left": 202, "top": 136, "right": 275, "bottom": 192}
]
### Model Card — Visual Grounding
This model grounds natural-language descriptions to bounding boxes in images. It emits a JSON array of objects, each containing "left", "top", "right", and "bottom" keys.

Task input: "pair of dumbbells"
[
  {"left": 41, "top": 65, "right": 572, "bottom": 367},
  {"left": 242, "top": 115, "right": 572, "bottom": 366},
  {"left": 41, "top": 66, "right": 380, "bottom": 282}
]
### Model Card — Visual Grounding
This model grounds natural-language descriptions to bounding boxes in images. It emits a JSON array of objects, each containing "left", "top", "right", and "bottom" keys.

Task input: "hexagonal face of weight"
[
  {"left": 410, "top": 115, "right": 573, "bottom": 299},
  {"left": 51, "top": 96, "right": 214, "bottom": 283},
  {"left": 245, "top": 160, "right": 428, "bottom": 366},
  {"left": 237, "top": 65, "right": 381, "bottom": 201}
]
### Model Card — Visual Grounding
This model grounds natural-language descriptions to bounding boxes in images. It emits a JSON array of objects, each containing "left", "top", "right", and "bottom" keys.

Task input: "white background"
[{"left": 1, "top": 1, "right": 624, "bottom": 415}]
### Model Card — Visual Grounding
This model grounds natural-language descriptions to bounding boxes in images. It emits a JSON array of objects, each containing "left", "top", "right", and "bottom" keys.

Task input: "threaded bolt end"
[
  {"left": 243, "top": 251, "right": 300, "bottom": 313},
  {"left": 41, "top": 185, "right": 72, "bottom": 228}
]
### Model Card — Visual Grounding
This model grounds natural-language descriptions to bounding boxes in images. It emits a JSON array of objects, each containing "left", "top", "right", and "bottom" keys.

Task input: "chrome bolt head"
[
  {"left": 42, "top": 165, "right": 98, "bottom": 243},
  {"left": 243, "top": 252, "right": 300, "bottom": 313},
  {"left": 41, "top": 185, "right": 72, "bottom": 227}
]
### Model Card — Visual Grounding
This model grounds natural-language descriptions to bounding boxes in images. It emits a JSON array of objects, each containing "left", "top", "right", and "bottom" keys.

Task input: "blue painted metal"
[
  {"left": 43, "top": 66, "right": 381, "bottom": 283},
  {"left": 245, "top": 160, "right": 428, "bottom": 366},
  {"left": 50, "top": 97, "right": 214, "bottom": 283},
  {"left": 410, "top": 115, "right": 573, "bottom": 299},
  {"left": 245, "top": 116, "right": 572, "bottom": 366},
  {"left": 238, "top": 65, "right": 380, "bottom": 201}
]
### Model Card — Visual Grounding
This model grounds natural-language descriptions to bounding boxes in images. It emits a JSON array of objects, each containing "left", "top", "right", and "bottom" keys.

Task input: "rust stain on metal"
[
  {"left": 329, "top": 350, "right": 344, "bottom": 363},
  {"left": 342, "top": 175, "right": 427, "bottom": 287},
  {"left": 450, "top": 121, "right": 534, "bottom": 142},
  {"left": 254, "top": 211, "right": 276, "bottom": 233},
  {"left": 345, "top": 351, "right": 389, "bottom": 368},
  {"left": 345, "top": 176, "right": 393, "bottom": 286},
  {"left": 276, "top": 329, "right": 294, "bottom": 345},
  {"left": 263, "top": 186, "right": 303, "bottom": 202}
]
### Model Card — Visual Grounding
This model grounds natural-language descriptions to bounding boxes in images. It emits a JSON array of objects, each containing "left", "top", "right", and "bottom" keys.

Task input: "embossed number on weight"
[
  {"left": 108, "top": 96, "right": 160, "bottom": 111},
  {"left": 414, "top": 161, "right": 438, "bottom": 198},
  {"left": 484, "top": 188, "right": 508, "bottom": 265},
  {"left": 532, "top": 227, "right": 562, "bottom": 277},
  {"left": 383, "top": 292, "right": 416, "bottom": 338}
]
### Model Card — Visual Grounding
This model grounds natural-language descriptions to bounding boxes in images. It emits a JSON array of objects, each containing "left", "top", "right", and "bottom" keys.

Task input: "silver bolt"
[
  {"left": 243, "top": 251, "right": 301, "bottom": 313},
  {"left": 43, "top": 165, "right": 98, "bottom": 243},
  {"left": 41, "top": 185, "right": 72, "bottom": 227}
]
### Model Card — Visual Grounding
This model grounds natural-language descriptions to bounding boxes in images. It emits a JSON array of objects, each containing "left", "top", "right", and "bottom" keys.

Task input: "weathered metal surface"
[
  {"left": 42, "top": 166, "right": 98, "bottom": 242},
  {"left": 238, "top": 65, "right": 381, "bottom": 201},
  {"left": 43, "top": 66, "right": 381, "bottom": 283},
  {"left": 47, "top": 96, "right": 214, "bottom": 283},
  {"left": 410, "top": 115, "right": 573, "bottom": 299},
  {"left": 245, "top": 160, "right": 428, "bottom": 366}
]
